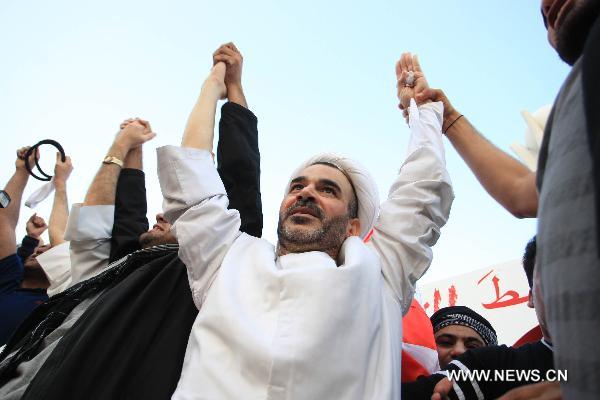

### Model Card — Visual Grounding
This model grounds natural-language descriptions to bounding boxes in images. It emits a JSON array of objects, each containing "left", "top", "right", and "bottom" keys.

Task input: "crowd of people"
[{"left": 0, "top": 1, "right": 598, "bottom": 398}]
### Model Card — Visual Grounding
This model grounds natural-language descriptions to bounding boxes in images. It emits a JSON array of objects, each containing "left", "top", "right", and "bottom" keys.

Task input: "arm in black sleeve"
[
  {"left": 16, "top": 235, "right": 40, "bottom": 262},
  {"left": 109, "top": 169, "right": 149, "bottom": 262},
  {"left": 408, "top": 342, "right": 555, "bottom": 400},
  {"left": 217, "top": 101, "right": 263, "bottom": 237}
]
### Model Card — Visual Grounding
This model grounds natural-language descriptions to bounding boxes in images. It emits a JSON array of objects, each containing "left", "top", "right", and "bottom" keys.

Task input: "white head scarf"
[{"left": 285, "top": 153, "right": 380, "bottom": 239}]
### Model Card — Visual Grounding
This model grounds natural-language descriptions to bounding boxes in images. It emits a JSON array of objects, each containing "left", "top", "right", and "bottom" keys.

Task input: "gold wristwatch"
[{"left": 102, "top": 156, "right": 124, "bottom": 167}]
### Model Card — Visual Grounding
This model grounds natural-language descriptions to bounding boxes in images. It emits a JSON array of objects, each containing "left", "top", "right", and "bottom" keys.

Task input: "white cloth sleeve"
[
  {"left": 157, "top": 145, "right": 241, "bottom": 309},
  {"left": 368, "top": 100, "right": 454, "bottom": 314},
  {"left": 36, "top": 241, "right": 72, "bottom": 296},
  {"left": 25, "top": 179, "right": 56, "bottom": 209},
  {"left": 64, "top": 203, "right": 115, "bottom": 285}
]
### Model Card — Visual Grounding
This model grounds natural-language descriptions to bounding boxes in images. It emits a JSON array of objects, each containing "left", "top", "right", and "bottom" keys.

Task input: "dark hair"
[
  {"left": 312, "top": 162, "right": 358, "bottom": 219},
  {"left": 523, "top": 236, "right": 536, "bottom": 289}
]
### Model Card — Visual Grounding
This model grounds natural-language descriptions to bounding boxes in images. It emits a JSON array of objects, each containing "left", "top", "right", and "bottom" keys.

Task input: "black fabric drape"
[
  {"left": 0, "top": 245, "right": 179, "bottom": 386},
  {"left": 23, "top": 249, "right": 194, "bottom": 400}
]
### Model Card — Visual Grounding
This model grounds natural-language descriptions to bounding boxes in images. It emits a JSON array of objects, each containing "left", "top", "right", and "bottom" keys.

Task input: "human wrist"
[
  {"left": 108, "top": 141, "right": 129, "bottom": 160},
  {"left": 201, "top": 81, "right": 225, "bottom": 100},
  {"left": 26, "top": 231, "right": 41, "bottom": 240},
  {"left": 442, "top": 112, "right": 464, "bottom": 135},
  {"left": 227, "top": 82, "right": 243, "bottom": 92},
  {"left": 226, "top": 84, "right": 247, "bottom": 108},
  {"left": 416, "top": 98, "right": 432, "bottom": 107},
  {"left": 14, "top": 167, "right": 31, "bottom": 182},
  {"left": 54, "top": 179, "right": 67, "bottom": 190},
  {"left": 124, "top": 147, "right": 143, "bottom": 169},
  {"left": 128, "top": 146, "right": 143, "bottom": 155},
  {"left": 24, "top": 234, "right": 41, "bottom": 243}
]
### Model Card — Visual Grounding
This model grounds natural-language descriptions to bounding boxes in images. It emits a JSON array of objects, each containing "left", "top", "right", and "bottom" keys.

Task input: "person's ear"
[
  {"left": 346, "top": 218, "right": 361, "bottom": 237},
  {"left": 527, "top": 289, "right": 534, "bottom": 309}
]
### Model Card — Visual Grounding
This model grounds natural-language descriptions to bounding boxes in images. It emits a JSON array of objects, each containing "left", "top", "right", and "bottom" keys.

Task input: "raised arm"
[
  {"left": 0, "top": 147, "right": 35, "bottom": 259},
  {"left": 109, "top": 123, "right": 151, "bottom": 262},
  {"left": 417, "top": 88, "right": 538, "bottom": 218},
  {"left": 181, "top": 63, "right": 226, "bottom": 151},
  {"left": 159, "top": 62, "right": 240, "bottom": 308},
  {"left": 213, "top": 42, "right": 248, "bottom": 108},
  {"left": 16, "top": 214, "right": 47, "bottom": 261},
  {"left": 66, "top": 120, "right": 155, "bottom": 284},
  {"left": 214, "top": 43, "right": 263, "bottom": 237},
  {"left": 368, "top": 54, "right": 454, "bottom": 314},
  {"left": 48, "top": 152, "right": 73, "bottom": 246},
  {"left": 84, "top": 120, "right": 155, "bottom": 206}
]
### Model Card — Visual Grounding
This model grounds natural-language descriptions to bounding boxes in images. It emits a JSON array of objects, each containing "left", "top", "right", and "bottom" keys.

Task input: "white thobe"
[
  {"left": 35, "top": 204, "right": 116, "bottom": 296},
  {"left": 162, "top": 100, "right": 453, "bottom": 400}
]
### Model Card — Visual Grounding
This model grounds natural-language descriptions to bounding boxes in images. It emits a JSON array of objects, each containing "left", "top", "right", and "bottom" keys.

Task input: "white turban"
[{"left": 285, "top": 153, "right": 380, "bottom": 239}]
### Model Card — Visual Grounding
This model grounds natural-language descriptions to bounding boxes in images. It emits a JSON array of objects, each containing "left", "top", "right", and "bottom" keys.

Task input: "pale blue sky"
[{"left": 0, "top": 1, "right": 570, "bottom": 283}]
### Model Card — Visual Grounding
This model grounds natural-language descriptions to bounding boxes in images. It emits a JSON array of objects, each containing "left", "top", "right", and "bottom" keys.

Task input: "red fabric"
[
  {"left": 401, "top": 299, "right": 439, "bottom": 382},
  {"left": 402, "top": 300, "right": 437, "bottom": 350},
  {"left": 401, "top": 350, "right": 432, "bottom": 382},
  {"left": 513, "top": 325, "right": 543, "bottom": 348}
]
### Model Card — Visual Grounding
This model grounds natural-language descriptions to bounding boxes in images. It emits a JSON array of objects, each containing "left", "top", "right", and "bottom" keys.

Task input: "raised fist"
[{"left": 26, "top": 213, "right": 48, "bottom": 239}]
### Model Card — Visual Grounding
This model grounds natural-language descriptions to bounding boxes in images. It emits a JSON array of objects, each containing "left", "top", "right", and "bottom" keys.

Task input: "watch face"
[{"left": 0, "top": 191, "right": 10, "bottom": 208}]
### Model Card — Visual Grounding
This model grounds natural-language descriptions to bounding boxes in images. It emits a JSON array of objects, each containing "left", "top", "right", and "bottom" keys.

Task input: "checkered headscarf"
[{"left": 430, "top": 306, "right": 498, "bottom": 346}]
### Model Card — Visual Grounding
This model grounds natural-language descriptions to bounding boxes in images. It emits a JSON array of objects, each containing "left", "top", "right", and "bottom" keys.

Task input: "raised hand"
[
  {"left": 26, "top": 213, "right": 48, "bottom": 239},
  {"left": 115, "top": 119, "right": 156, "bottom": 150},
  {"left": 430, "top": 377, "right": 453, "bottom": 400},
  {"left": 15, "top": 146, "right": 38, "bottom": 171},
  {"left": 395, "top": 52, "right": 430, "bottom": 112},
  {"left": 213, "top": 42, "right": 247, "bottom": 107},
  {"left": 213, "top": 42, "right": 243, "bottom": 90},
  {"left": 54, "top": 152, "right": 73, "bottom": 184}
]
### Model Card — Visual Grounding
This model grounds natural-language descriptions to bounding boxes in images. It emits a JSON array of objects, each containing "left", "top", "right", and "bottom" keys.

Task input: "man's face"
[
  {"left": 23, "top": 244, "right": 51, "bottom": 269},
  {"left": 434, "top": 325, "right": 486, "bottom": 368},
  {"left": 277, "top": 164, "right": 360, "bottom": 256},
  {"left": 541, "top": 0, "right": 600, "bottom": 65},
  {"left": 139, "top": 213, "right": 177, "bottom": 249}
]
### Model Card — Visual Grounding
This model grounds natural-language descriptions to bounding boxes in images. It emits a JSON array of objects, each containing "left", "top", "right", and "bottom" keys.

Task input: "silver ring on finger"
[{"left": 406, "top": 71, "right": 415, "bottom": 87}]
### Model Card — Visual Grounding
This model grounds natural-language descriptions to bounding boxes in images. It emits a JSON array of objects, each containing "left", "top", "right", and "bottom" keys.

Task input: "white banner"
[{"left": 418, "top": 260, "right": 538, "bottom": 345}]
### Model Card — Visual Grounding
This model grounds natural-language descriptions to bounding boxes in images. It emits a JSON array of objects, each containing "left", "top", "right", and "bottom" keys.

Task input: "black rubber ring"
[{"left": 24, "top": 140, "right": 67, "bottom": 181}]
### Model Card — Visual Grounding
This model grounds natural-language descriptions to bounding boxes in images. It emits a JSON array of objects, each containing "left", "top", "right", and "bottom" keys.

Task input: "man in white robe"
[{"left": 161, "top": 55, "right": 453, "bottom": 400}]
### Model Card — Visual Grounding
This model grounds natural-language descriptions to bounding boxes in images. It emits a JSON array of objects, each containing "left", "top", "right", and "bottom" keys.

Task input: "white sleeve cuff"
[
  {"left": 406, "top": 100, "right": 445, "bottom": 162},
  {"left": 64, "top": 204, "right": 115, "bottom": 241},
  {"left": 36, "top": 242, "right": 72, "bottom": 297},
  {"left": 157, "top": 145, "right": 227, "bottom": 223}
]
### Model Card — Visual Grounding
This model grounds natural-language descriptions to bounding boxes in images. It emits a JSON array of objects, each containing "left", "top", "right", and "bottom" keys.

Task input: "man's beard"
[
  {"left": 555, "top": 0, "right": 600, "bottom": 65},
  {"left": 139, "top": 230, "right": 178, "bottom": 249},
  {"left": 277, "top": 200, "right": 350, "bottom": 256}
]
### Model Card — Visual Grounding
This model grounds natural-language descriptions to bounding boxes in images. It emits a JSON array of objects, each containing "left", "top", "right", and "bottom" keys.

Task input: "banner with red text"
[{"left": 418, "top": 260, "right": 538, "bottom": 345}]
